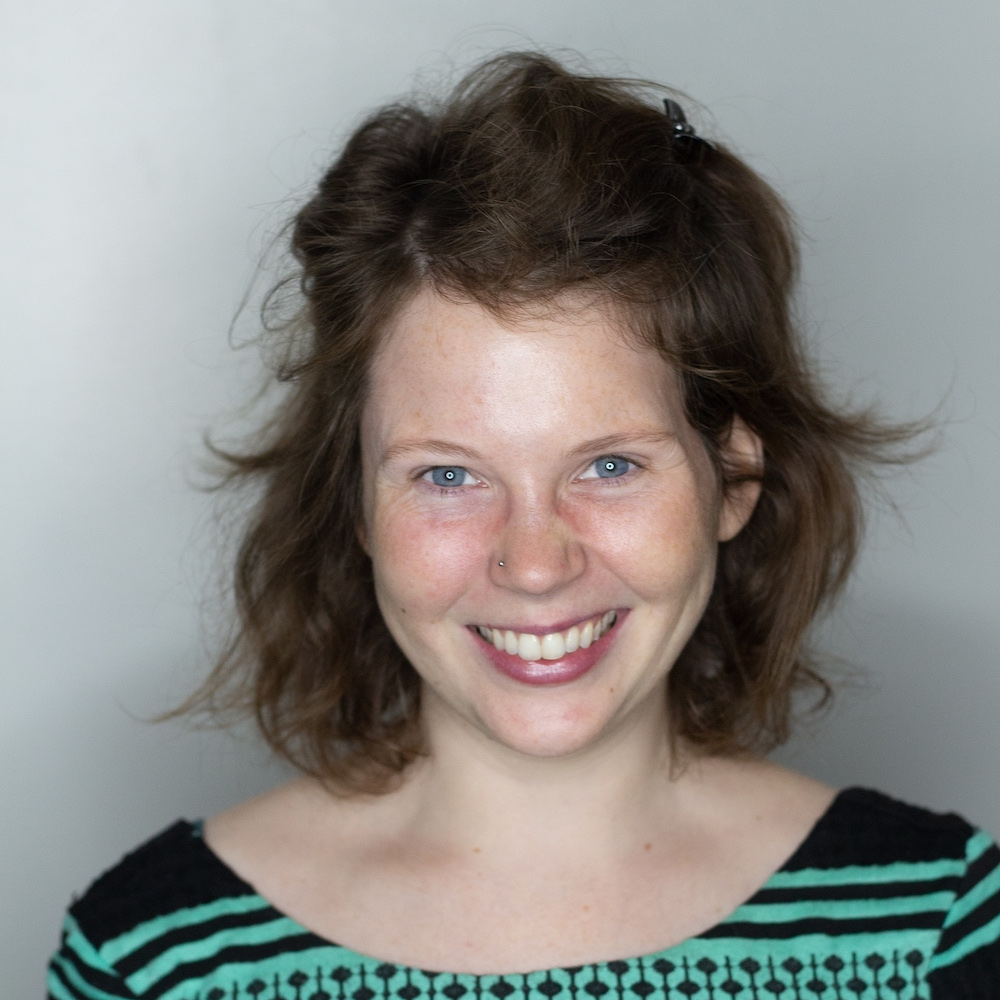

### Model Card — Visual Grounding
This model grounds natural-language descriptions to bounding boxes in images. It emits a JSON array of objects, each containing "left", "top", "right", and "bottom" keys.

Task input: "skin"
[
  {"left": 206, "top": 289, "right": 835, "bottom": 973},
  {"left": 361, "top": 292, "right": 755, "bottom": 760}
]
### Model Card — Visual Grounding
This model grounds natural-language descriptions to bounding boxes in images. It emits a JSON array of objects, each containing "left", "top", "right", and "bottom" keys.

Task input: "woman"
[{"left": 48, "top": 53, "right": 1000, "bottom": 999}]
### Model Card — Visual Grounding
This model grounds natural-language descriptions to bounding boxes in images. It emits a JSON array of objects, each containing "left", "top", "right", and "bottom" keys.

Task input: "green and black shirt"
[{"left": 48, "top": 788, "right": 1000, "bottom": 999}]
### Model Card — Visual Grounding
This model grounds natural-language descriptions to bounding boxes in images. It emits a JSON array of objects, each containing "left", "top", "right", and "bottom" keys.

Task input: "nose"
[{"left": 490, "top": 499, "right": 586, "bottom": 596}]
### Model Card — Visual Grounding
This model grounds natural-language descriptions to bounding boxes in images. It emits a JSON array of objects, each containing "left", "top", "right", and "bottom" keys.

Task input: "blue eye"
[
  {"left": 427, "top": 466, "right": 470, "bottom": 487},
  {"left": 591, "top": 455, "right": 632, "bottom": 479}
]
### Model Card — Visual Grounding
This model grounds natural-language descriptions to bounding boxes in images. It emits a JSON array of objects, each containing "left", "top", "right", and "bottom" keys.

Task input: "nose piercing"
[{"left": 498, "top": 560, "right": 505, "bottom": 567}]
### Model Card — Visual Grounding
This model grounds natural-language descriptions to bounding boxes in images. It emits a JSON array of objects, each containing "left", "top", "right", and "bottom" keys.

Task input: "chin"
[{"left": 470, "top": 695, "right": 628, "bottom": 759}]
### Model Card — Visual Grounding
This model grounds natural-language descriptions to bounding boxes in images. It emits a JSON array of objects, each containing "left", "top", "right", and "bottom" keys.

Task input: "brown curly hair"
[{"left": 184, "top": 52, "right": 914, "bottom": 792}]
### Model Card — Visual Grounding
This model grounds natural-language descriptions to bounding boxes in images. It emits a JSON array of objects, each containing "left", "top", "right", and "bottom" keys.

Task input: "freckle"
[
  {"left": 473, "top": 847, "right": 481, "bottom": 853},
  {"left": 582, "top": 904, "right": 590, "bottom": 913},
  {"left": 644, "top": 843, "right": 652, "bottom": 851}
]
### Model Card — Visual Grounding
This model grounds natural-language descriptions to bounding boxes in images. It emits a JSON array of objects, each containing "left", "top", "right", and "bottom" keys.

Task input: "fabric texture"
[{"left": 47, "top": 788, "right": 1000, "bottom": 1000}]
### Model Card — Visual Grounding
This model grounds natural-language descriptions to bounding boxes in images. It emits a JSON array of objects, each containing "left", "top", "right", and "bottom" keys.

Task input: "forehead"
[{"left": 363, "top": 289, "right": 685, "bottom": 451}]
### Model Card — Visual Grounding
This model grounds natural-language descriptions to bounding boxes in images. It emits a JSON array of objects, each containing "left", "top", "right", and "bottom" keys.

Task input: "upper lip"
[{"left": 469, "top": 610, "right": 621, "bottom": 635}]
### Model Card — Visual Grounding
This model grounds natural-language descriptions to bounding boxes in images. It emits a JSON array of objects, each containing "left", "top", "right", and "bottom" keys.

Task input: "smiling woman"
[
  {"left": 47, "top": 52, "right": 1000, "bottom": 999},
  {"left": 360, "top": 291, "right": 759, "bottom": 753}
]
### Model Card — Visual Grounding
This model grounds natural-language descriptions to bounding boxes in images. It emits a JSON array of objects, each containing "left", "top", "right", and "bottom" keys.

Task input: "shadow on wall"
[{"left": 773, "top": 591, "right": 1000, "bottom": 834}]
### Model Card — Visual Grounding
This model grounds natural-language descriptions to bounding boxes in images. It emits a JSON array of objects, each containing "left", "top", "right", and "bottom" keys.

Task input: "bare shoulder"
[
  {"left": 683, "top": 754, "right": 837, "bottom": 868},
  {"left": 206, "top": 775, "right": 328, "bottom": 830},
  {"left": 722, "top": 755, "right": 835, "bottom": 807},
  {"left": 203, "top": 776, "right": 391, "bottom": 890}
]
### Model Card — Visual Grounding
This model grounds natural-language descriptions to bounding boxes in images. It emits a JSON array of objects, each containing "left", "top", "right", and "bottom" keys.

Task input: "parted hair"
[{"left": 188, "top": 52, "right": 911, "bottom": 791}]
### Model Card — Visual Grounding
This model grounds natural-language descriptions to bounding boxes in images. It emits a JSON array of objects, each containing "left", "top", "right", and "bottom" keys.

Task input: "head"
[
  {"left": 203, "top": 52, "right": 899, "bottom": 789},
  {"left": 359, "top": 287, "right": 764, "bottom": 761}
]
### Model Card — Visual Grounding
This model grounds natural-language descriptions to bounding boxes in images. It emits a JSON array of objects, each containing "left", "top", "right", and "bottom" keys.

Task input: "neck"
[{"left": 393, "top": 684, "right": 693, "bottom": 864}]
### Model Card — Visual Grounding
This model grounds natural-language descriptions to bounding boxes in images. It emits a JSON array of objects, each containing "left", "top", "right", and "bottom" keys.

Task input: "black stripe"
[
  {"left": 49, "top": 959, "right": 89, "bottom": 1000},
  {"left": 928, "top": 930, "right": 1000, "bottom": 993},
  {"left": 965, "top": 843, "right": 1000, "bottom": 890},
  {"left": 938, "top": 878, "right": 1000, "bottom": 955},
  {"left": 700, "top": 910, "right": 944, "bottom": 940},
  {"left": 116, "top": 902, "right": 290, "bottom": 976},
  {"left": 50, "top": 948, "right": 132, "bottom": 999},
  {"left": 935, "top": 844, "right": 1000, "bottom": 954},
  {"left": 71, "top": 822, "right": 256, "bottom": 947},
  {"left": 783, "top": 789, "right": 972, "bottom": 871},
  {"left": 751, "top": 874, "right": 959, "bottom": 905},
  {"left": 144, "top": 931, "right": 328, "bottom": 998}
]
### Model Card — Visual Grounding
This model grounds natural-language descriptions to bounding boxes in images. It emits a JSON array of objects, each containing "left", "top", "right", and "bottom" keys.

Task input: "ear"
[{"left": 717, "top": 416, "right": 764, "bottom": 542}]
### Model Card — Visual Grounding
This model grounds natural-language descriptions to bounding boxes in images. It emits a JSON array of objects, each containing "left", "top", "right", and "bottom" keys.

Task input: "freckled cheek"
[
  {"left": 572, "top": 497, "right": 718, "bottom": 600},
  {"left": 371, "top": 508, "right": 495, "bottom": 616}
]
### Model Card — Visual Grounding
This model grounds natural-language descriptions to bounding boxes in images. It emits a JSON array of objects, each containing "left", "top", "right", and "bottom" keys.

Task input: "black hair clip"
[{"left": 663, "top": 98, "right": 715, "bottom": 160}]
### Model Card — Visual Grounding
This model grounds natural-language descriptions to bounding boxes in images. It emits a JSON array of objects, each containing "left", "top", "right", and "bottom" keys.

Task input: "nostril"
[{"left": 491, "top": 515, "right": 586, "bottom": 594}]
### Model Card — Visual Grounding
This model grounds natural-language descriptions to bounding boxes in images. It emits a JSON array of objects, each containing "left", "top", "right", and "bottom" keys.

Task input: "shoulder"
[
  {"left": 785, "top": 786, "right": 979, "bottom": 870},
  {"left": 201, "top": 776, "right": 398, "bottom": 901},
  {"left": 781, "top": 787, "right": 1000, "bottom": 994},
  {"left": 69, "top": 820, "right": 258, "bottom": 948},
  {"left": 48, "top": 820, "right": 263, "bottom": 999}
]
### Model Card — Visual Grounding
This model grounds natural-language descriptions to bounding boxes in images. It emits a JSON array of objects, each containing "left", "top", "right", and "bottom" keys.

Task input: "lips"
[{"left": 470, "top": 610, "right": 625, "bottom": 686}]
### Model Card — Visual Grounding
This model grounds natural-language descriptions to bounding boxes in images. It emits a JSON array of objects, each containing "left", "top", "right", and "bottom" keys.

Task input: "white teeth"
[
  {"left": 596, "top": 610, "right": 616, "bottom": 639},
  {"left": 517, "top": 633, "right": 542, "bottom": 661},
  {"left": 477, "top": 611, "right": 618, "bottom": 663},
  {"left": 565, "top": 625, "right": 580, "bottom": 653},
  {"left": 540, "top": 632, "right": 566, "bottom": 660}
]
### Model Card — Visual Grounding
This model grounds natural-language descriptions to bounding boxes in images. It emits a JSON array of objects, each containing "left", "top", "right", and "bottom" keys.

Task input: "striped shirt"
[{"left": 47, "top": 788, "right": 1000, "bottom": 999}]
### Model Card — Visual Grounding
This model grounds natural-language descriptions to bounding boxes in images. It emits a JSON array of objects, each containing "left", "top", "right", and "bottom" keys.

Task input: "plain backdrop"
[{"left": 2, "top": 1, "right": 998, "bottom": 991}]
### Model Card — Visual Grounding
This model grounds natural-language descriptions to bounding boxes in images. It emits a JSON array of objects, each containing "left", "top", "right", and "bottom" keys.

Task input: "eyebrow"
[
  {"left": 565, "top": 431, "right": 679, "bottom": 459},
  {"left": 379, "top": 431, "right": 677, "bottom": 468},
  {"left": 379, "top": 440, "right": 485, "bottom": 467}
]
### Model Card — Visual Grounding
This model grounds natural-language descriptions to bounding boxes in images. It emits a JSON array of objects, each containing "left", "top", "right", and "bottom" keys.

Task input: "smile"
[{"left": 475, "top": 611, "right": 618, "bottom": 662}]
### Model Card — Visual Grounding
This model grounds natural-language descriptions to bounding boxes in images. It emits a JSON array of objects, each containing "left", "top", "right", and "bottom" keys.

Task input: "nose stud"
[{"left": 498, "top": 560, "right": 505, "bottom": 567}]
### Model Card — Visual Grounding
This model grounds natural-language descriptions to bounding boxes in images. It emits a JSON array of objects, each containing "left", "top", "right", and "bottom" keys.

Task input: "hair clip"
[{"left": 663, "top": 98, "right": 715, "bottom": 159}]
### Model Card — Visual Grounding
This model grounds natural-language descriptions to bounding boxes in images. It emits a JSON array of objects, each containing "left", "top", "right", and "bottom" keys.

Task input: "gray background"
[{"left": 2, "top": 1, "right": 997, "bottom": 991}]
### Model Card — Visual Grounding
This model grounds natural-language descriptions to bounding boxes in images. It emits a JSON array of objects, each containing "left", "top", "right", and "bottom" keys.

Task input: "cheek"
[
  {"left": 371, "top": 503, "right": 494, "bottom": 618},
  {"left": 570, "top": 486, "right": 719, "bottom": 601}
]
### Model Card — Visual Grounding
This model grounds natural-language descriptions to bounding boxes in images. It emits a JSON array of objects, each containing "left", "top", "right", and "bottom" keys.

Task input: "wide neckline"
[{"left": 191, "top": 786, "right": 852, "bottom": 977}]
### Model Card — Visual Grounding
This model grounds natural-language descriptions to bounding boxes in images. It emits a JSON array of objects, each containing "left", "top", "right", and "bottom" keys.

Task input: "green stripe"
[
  {"left": 49, "top": 951, "right": 127, "bottom": 1000},
  {"left": 101, "top": 893, "right": 272, "bottom": 964},
  {"left": 154, "top": 943, "right": 371, "bottom": 1000},
  {"left": 46, "top": 965, "right": 84, "bottom": 1000},
  {"left": 61, "top": 913, "right": 109, "bottom": 968},
  {"left": 765, "top": 857, "right": 964, "bottom": 890},
  {"left": 965, "top": 829, "right": 995, "bottom": 865},
  {"left": 126, "top": 914, "right": 311, "bottom": 993},
  {"left": 930, "top": 909, "right": 1000, "bottom": 971},
  {"left": 146, "top": 931, "right": 942, "bottom": 1000},
  {"left": 638, "top": 929, "right": 937, "bottom": 970},
  {"left": 943, "top": 858, "right": 1000, "bottom": 929},
  {"left": 732, "top": 888, "right": 954, "bottom": 925}
]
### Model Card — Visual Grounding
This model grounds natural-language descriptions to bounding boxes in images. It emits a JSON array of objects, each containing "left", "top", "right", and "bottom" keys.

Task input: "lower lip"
[{"left": 471, "top": 612, "right": 627, "bottom": 686}]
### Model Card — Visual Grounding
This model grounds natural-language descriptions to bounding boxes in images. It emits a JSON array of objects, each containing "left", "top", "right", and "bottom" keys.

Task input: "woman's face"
[{"left": 361, "top": 289, "right": 760, "bottom": 759}]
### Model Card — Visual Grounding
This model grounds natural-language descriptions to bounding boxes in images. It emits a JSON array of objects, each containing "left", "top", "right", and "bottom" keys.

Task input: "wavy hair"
[{"left": 182, "top": 52, "right": 915, "bottom": 791}]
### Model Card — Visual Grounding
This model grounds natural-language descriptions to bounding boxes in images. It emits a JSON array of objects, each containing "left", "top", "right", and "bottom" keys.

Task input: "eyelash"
[
  {"left": 418, "top": 466, "right": 480, "bottom": 495},
  {"left": 417, "top": 455, "right": 641, "bottom": 496},
  {"left": 579, "top": 454, "right": 640, "bottom": 484}
]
